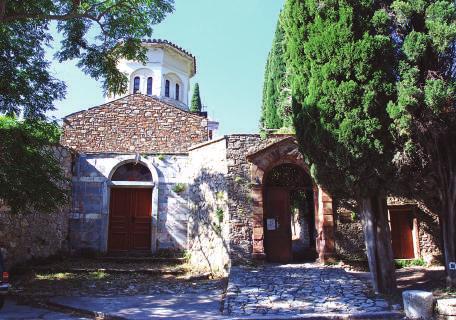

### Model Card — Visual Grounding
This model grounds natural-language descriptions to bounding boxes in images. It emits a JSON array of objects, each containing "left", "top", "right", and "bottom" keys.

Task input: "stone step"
[
  {"left": 96, "top": 256, "right": 187, "bottom": 264},
  {"left": 31, "top": 267, "right": 187, "bottom": 275}
]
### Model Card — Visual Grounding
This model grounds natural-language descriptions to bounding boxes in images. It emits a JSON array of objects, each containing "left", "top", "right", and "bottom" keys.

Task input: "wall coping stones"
[{"left": 188, "top": 136, "right": 227, "bottom": 151}]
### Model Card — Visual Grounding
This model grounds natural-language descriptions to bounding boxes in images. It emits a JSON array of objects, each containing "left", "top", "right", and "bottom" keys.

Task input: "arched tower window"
[
  {"left": 165, "top": 80, "right": 170, "bottom": 97},
  {"left": 133, "top": 76, "right": 140, "bottom": 93},
  {"left": 111, "top": 163, "right": 152, "bottom": 182},
  {"left": 175, "top": 83, "right": 180, "bottom": 101},
  {"left": 147, "top": 77, "right": 153, "bottom": 96}
]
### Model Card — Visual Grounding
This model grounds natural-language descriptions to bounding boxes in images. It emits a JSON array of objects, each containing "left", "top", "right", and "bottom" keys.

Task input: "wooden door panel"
[
  {"left": 390, "top": 210, "right": 415, "bottom": 259},
  {"left": 108, "top": 188, "right": 131, "bottom": 252},
  {"left": 265, "top": 187, "right": 292, "bottom": 263},
  {"left": 131, "top": 189, "right": 152, "bottom": 251},
  {"left": 108, "top": 188, "right": 152, "bottom": 253}
]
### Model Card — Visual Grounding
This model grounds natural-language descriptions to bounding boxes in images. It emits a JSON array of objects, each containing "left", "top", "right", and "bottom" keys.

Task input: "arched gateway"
[
  {"left": 264, "top": 163, "right": 316, "bottom": 262},
  {"left": 246, "top": 137, "right": 335, "bottom": 263}
]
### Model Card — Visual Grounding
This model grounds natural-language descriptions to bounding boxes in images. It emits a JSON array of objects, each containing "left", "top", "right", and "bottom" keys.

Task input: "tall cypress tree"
[
  {"left": 190, "top": 83, "right": 203, "bottom": 112},
  {"left": 283, "top": 0, "right": 397, "bottom": 293},
  {"left": 261, "top": 12, "right": 292, "bottom": 130},
  {"left": 388, "top": 0, "right": 456, "bottom": 288}
]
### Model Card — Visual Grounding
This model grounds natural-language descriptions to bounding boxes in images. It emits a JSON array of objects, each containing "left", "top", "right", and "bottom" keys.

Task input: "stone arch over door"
[{"left": 246, "top": 137, "right": 335, "bottom": 262}]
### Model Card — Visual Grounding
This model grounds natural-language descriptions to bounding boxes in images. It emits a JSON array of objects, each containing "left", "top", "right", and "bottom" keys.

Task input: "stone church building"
[{"left": 61, "top": 40, "right": 442, "bottom": 274}]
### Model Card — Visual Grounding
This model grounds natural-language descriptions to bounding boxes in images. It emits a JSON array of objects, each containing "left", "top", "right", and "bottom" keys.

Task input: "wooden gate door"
[
  {"left": 264, "top": 187, "right": 292, "bottom": 263},
  {"left": 108, "top": 188, "right": 152, "bottom": 253},
  {"left": 390, "top": 210, "right": 415, "bottom": 259}
]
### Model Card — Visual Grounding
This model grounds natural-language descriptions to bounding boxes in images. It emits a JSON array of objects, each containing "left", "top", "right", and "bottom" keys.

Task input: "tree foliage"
[
  {"left": 282, "top": 0, "right": 398, "bottom": 294},
  {"left": 283, "top": 0, "right": 396, "bottom": 198},
  {"left": 0, "top": 116, "right": 69, "bottom": 213},
  {"left": 0, "top": 0, "right": 174, "bottom": 118},
  {"left": 387, "top": 0, "right": 456, "bottom": 288},
  {"left": 261, "top": 12, "right": 292, "bottom": 130},
  {"left": 190, "top": 83, "right": 202, "bottom": 112},
  {"left": 0, "top": 1, "right": 174, "bottom": 215}
]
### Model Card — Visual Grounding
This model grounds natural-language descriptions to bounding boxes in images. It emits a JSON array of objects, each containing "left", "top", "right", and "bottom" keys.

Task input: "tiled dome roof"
[{"left": 142, "top": 39, "right": 196, "bottom": 74}]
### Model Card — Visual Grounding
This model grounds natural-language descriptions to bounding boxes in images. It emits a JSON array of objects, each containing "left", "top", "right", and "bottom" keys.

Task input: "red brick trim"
[{"left": 247, "top": 138, "right": 335, "bottom": 262}]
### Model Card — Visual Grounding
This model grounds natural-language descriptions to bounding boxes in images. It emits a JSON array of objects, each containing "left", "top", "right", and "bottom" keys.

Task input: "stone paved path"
[{"left": 224, "top": 263, "right": 393, "bottom": 317}]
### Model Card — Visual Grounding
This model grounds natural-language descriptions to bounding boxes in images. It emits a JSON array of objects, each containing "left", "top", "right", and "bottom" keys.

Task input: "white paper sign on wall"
[{"left": 266, "top": 218, "right": 276, "bottom": 231}]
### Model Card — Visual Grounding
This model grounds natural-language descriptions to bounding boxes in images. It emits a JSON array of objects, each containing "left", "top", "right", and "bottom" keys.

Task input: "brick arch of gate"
[{"left": 246, "top": 138, "right": 335, "bottom": 262}]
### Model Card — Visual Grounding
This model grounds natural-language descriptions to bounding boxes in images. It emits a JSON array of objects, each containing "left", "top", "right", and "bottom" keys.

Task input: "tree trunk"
[
  {"left": 359, "top": 196, "right": 397, "bottom": 294},
  {"left": 440, "top": 190, "right": 456, "bottom": 288},
  {"left": 430, "top": 133, "right": 456, "bottom": 289}
]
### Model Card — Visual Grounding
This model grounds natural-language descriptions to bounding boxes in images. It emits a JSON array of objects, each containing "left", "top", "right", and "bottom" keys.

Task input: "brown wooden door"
[
  {"left": 390, "top": 210, "right": 415, "bottom": 259},
  {"left": 108, "top": 188, "right": 152, "bottom": 252},
  {"left": 264, "top": 187, "right": 292, "bottom": 263}
]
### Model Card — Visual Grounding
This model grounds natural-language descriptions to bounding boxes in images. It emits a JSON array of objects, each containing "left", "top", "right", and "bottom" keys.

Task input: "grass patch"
[
  {"left": 36, "top": 272, "right": 74, "bottom": 281},
  {"left": 90, "top": 270, "right": 107, "bottom": 279},
  {"left": 395, "top": 258, "right": 426, "bottom": 268},
  {"left": 35, "top": 270, "right": 108, "bottom": 282}
]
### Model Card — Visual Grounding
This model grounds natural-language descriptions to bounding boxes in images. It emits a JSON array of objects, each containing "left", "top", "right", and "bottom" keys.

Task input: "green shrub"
[
  {"left": 351, "top": 211, "right": 358, "bottom": 221},
  {"left": 172, "top": 183, "right": 186, "bottom": 194},
  {"left": 216, "top": 208, "right": 224, "bottom": 224},
  {"left": 395, "top": 258, "right": 426, "bottom": 268}
]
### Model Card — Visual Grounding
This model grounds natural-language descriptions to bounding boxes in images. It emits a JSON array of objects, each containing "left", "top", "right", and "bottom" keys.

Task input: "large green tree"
[
  {"left": 0, "top": 0, "right": 174, "bottom": 213},
  {"left": 190, "top": 83, "right": 202, "bottom": 112},
  {"left": 283, "top": 0, "right": 398, "bottom": 293},
  {"left": 261, "top": 12, "right": 292, "bottom": 131},
  {"left": 0, "top": 0, "right": 174, "bottom": 118},
  {"left": 0, "top": 116, "right": 68, "bottom": 213},
  {"left": 387, "top": 0, "right": 456, "bottom": 288}
]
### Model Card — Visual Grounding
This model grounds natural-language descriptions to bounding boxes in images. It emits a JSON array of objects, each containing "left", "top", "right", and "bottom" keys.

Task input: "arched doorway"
[
  {"left": 263, "top": 163, "right": 316, "bottom": 263},
  {"left": 108, "top": 162, "right": 153, "bottom": 253}
]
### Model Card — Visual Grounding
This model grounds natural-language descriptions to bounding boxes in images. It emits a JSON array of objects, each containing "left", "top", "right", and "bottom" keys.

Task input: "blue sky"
[{"left": 48, "top": 0, "right": 284, "bottom": 135}]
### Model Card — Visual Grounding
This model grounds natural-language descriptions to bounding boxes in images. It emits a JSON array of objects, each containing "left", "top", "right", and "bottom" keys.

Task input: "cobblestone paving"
[{"left": 224, "top": 263, "right": 392, "bottom": 317}]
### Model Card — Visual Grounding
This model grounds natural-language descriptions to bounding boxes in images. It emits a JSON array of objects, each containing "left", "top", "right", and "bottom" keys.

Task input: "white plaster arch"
[
  {"left": 105, "top": 157, "right": 160, "bottom": 254},
  {"left": 130, "top": 68, "right": 155, "bottom": 95},
  {"left": 163, "top": 72, "right": 184, "bottom": 101}
]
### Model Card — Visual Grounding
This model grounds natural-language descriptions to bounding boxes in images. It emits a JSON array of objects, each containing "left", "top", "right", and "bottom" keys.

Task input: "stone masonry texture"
[
  {"left": 61, "top": 94, "right": 209, "bottom": 154},
  {"left": 225, "top": 134, "right": 287, "bottom": 263},
  {"left": 335, "top": 197, "right": 442, "bottom": 264}
]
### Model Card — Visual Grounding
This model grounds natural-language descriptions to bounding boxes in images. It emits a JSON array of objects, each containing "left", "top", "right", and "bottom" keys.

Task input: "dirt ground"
[
  {"left": 395, "top": 266, "right": 455, "bottom": 298},
  {"left": 9, "top": 258, "right": 225, "bottom": 299}
]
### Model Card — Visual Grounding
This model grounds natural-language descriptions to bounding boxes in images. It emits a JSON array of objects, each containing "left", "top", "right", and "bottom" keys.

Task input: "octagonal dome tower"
[{"left": 106, "top": 39, "right": 196, "bottom": 111}]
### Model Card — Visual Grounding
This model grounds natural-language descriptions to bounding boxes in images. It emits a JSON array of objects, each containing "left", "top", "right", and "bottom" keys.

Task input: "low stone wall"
[
  {"left": 335, "top": 219, "right": 366, "bottom": 260},
  {"left": 0, "top": 147, "right": 72, "bottom": 270},
  {"left": 188, "top": 138, "right": 230, "bottom": 275}
]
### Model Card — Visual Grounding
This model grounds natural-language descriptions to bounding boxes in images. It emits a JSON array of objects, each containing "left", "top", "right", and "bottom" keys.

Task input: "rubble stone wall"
[
  {"left": 61, "top": 94, "right": 208, "bottom": 154},
  {"left": 225, "top": 134, "right": 288, "bottom": 263},
  {"left": 0, "top": 147, "right": 72, "bottom": 270}
]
